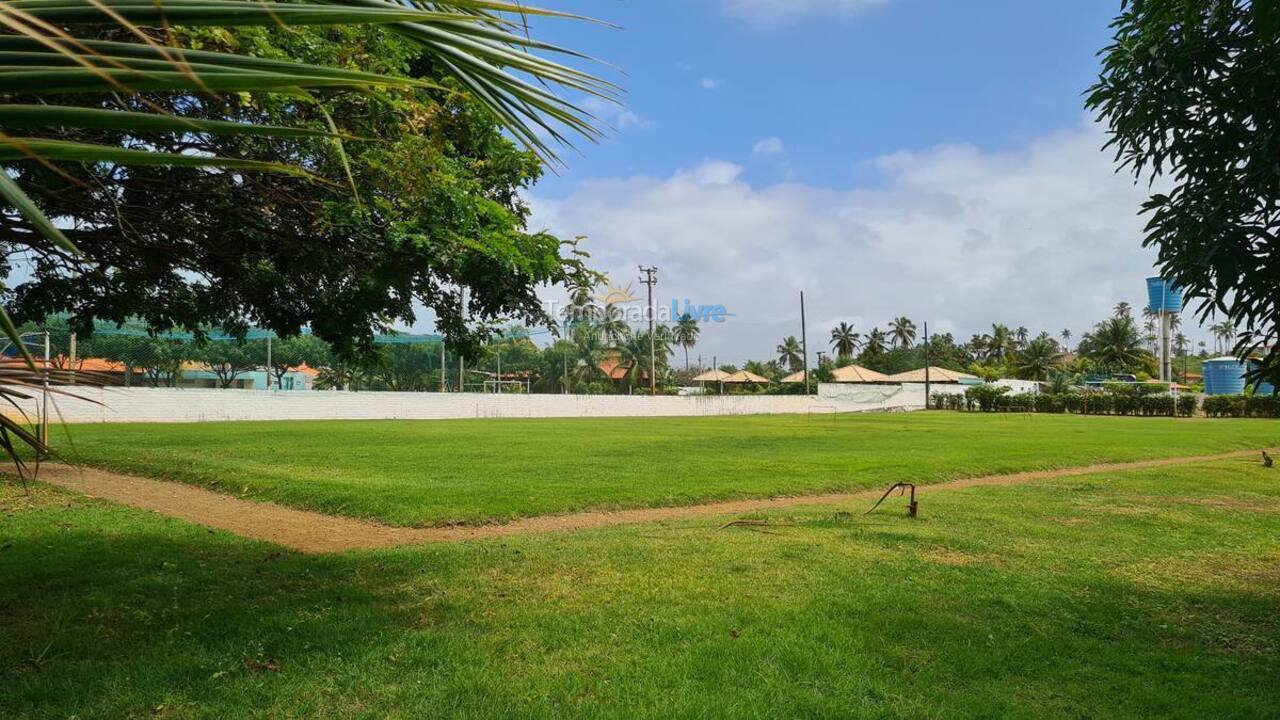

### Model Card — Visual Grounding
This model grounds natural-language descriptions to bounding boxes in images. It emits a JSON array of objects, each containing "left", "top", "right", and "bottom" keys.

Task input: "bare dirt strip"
[{"left": 20, "top": 449, "right": 1270, "bottom": 554}]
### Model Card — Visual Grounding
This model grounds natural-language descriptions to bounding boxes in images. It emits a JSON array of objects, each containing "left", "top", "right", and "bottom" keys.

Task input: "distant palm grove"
[{"left": 36, "top": 294, "right": 1221, "bottom": 394}]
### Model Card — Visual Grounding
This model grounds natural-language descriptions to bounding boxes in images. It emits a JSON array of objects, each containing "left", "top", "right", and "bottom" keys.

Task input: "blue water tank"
[
  {"left": 1202, "top": 357, "right": 1276, "bottom": 395},
  {"left": 1145, "top": 277, "right": 1183, "bottom": 314}
]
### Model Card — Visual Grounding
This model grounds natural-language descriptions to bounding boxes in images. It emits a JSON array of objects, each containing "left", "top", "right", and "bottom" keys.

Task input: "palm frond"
[{"left": 0, "top": 0, "right": 611, "bottom": 465}]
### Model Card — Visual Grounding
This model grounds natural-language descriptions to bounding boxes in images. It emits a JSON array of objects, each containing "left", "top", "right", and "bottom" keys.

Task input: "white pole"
[
  {"left": 68, "top": 328, "right": 77, "bottom": 385},
  {"left": 41, "top": 330, "right": 50, "bottom": 447}
]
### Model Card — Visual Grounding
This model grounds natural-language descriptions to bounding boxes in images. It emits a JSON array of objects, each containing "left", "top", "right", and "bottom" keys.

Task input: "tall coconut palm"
[
  {"left": 617, "top": 332, "right": 652, "bottom": 390},
  {"left": 1212, "top": 321, "right": 1236, "bottom": 354},
  {"left": 597, "top": 304, "right": 631, "bottom": 347},
  {"left": 1060, "top": 329, "right": 1073, "bottom": 353},
  {"left": 1014, "top": 326, "right": 1029, "bottom": 348},
  {"left": 829, "top": 322, "right": 860, "bottom": 360},
  {"left": 988, "top": 324, "right": 1014, "bottom": 361},
  {"left": 672, "top": 314, "right": 700, "bottom": 371},
  {"left": 1014, "top": 337, "right": 1063, "bottom": 381},
  {"left": 1114, "top": 301, "right": 1133, "bottom": 319},
  {"left": 776, "top": 336, "right": 803, "bottom": 372},
  {"left": 1174, "top": 333, "right": 1189, "bottom": 357},
  {"left": 863, "top": 328, "right": 888, "bottom": 356},
  {"left": 561, "top": 285, "right": 602, "bottom": 332},
  {"left": 572, "top": 324, "right": 608, "bottom": 382},
  {"left": 889, "top": 317, "right": 917, "bottom": 349},
  {"left": 1079, "top": 316, "right": 1150, "bottom": 372}
]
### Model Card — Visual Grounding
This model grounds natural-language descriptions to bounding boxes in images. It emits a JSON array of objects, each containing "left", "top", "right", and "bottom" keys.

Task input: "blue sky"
[
  {"left": 534, "top": 0, "right": 1121, "bottom": 192},
  {"left": 428, "top": 1, "right": 1215, "bottom": 364}
]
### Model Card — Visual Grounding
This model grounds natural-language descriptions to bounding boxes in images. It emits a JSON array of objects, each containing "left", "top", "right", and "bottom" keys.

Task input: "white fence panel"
[{"left": 4, "top": 382, "right": 926, "bottom": 423}]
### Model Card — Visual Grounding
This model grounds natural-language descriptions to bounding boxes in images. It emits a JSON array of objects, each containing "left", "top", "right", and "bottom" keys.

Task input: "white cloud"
[
  {"left": 579, "top": 96, "right": 650, "bottom": 133},
  {"left": 699, "top": 77, "right": 720, "bottom": 90},
  {"left": 721, "top": 0, "right": 889, "bottom": 25},
  {"left": 530, "top": 122, "right": 1172, "bottom": 365},
  {"left": 752, "top": 137, "right": 785, "bottom": 158},
  {"left": 679, "top": 160, "right": 744, "bottom": 185}
]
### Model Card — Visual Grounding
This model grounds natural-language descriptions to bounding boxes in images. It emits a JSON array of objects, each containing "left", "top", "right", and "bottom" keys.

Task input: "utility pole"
[
  {"left": 800, "top": 291, "right": 810, "bottom": 395},
  {"left": 41, "top": 330, "right": 50, "bottom": 448},
  {"left": 458, "top": 289, "right": 467, "bottom": 392},
  {"left": 923, "top": 322, "right": 931, "bottom": 410},
  {"left": 639, "top": 265, "right": 658, "bottom": 395}
]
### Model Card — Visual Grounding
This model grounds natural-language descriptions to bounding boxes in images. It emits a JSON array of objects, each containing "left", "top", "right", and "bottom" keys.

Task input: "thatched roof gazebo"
[
  {"left": 830, "top": 364, "right": 890, "bottom": 383},
  {"left": 722, "top": 370, "right": 771, "bottom": 384},
  {"left": 692, "top": 369, "right": 733, "bottom": 382},
  {"left": 886, "top": 366, "right": 979, "bottom": 383}
]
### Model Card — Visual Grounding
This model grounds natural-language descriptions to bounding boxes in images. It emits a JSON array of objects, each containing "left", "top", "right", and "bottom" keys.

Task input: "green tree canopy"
[
  {"left": 1089, "top": 0, "right": 1280, "bottom": 388},
  {"left": 4, "top": 24, "right": 599, "bottom": 361}
]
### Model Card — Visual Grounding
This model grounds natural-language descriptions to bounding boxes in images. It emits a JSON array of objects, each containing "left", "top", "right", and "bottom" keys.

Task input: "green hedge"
[
  {"left": 1203, "top": 394, "right": 1280, "bottom": 418},
  {"left": 934, "top": 386, "right": 1199, "bottom": 417}
]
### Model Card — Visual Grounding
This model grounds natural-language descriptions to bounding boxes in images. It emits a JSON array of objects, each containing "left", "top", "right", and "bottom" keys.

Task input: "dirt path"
[{"left": 21, "top": 450, "right": 1268, "bottom": 553}]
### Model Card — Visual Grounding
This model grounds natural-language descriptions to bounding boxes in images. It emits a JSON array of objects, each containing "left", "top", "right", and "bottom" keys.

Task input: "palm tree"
[
  {"left": 596, "top": 304, "right": 631, "bottom": 347},
  {"left": 988, "top": 324, "right": 1014, "bottom": 361},
  {"left": 889, "top": 317, "right": 917, "bottom": 349},
  {"left": 672, "top": 314, "right": 700, "bottom": 371},
  {"left": 1079, "top": 316, "right": 1150, "bottom": 372},
  {"left": 829, "top": 322, "right": 860, "bottom": 361},
  {"left": 1060, "top": 329, "right": 1072, "bottom": 352},
  {"left": 572, "top": 325, "right": 608, "bottom": 382},
  {"left": 967, "top": 333, "right": 991, "bottom": 362},
  {"left": 777, "top": 336, "right": 804, "bottom": 372},
  {"left": 617, "top": 332, "right": 651, "bottom": 390},
  {"left": 562, "top": 285, "right": 602, "bottom": 331},
  {"left": 863, "top": 328, "right": 888, "bottom": 356},
  {"left": 1014, "top": 337, "right": 1063, "bottom": 381},
  {"left": 1143, "top": 318, "right": 1158, "bottom": 354},
  {"left": 1212, "top": 321, "right": 1236, "bottom": 354},
  {"left": 1014, "top": 326, "right": 1029, "bottom": 348},
  {"left": 1114, "top": 301, "right": 1133, "bottom": 319}
]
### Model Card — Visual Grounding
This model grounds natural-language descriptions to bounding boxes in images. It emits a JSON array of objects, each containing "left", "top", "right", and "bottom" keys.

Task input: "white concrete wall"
[
  {"left": 9, "top": 382, "right": 924, "bottom": 423},
  {"left": 992, "top": 378, "right": 1042, "bottom": 394}
]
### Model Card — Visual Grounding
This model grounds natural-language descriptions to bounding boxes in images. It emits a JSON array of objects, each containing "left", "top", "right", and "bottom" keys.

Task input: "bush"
[
  {"left": 1204, "top": 395, "right": 1246, "bottom": 418},
  {"left": 964, "top": 384, "right": 1010, "bottom": 412},
  {"left": 1245, "top": 395, "right": 1280, "bottom": 418},
  {"left": 930, "top": 392, "right": 966, "bottom": 411},
  {"left": 935, "top": 383, "right": 1217, "bottom": 419},
  {"left": 1177, "top": 394, "right": 1198, "bottom": 417}
]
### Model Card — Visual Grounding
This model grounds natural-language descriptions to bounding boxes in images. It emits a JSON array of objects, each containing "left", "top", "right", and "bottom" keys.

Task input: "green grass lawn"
[
  {"left": 3, "top": 457, "right": 1278, "bottom": 718},
  {"left": 54, "top": 413, "right": 1280, "bottom": 526}
]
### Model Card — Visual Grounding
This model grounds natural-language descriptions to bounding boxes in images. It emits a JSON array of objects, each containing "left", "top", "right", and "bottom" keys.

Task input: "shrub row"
[
  {"left": 1202, "top": 394, "right": 1280, "bottom": 418},
  {"left": 934, "top": 386, "right": 1198, "bottom": 417}
]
